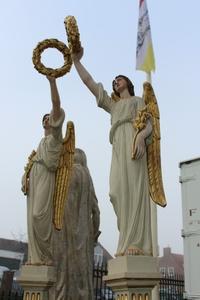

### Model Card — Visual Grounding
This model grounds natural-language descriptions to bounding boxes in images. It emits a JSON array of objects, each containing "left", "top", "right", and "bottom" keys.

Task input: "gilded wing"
[
  {"left": 53, "top": 121, "right": 75, "bottom": 230},
  {"left": 143, "top": 82, "right": 167, "bottom": 207},
  {"left": 22, "top": 150, "right": 36, "bottom": 195}
]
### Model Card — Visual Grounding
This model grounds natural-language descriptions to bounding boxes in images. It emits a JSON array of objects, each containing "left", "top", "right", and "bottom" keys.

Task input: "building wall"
[{"left": 158, "top": 247, "right": 184, "bottom": 277}]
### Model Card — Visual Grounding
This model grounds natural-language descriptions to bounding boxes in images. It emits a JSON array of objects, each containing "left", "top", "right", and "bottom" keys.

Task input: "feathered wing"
[
  {"left": 53, "top": 121, "right": 75, "bottom": 230},
  {"left": 143, "top": 82, "right": 167, "bottom": 207},
  {"left": 22, "top": 150, "right": 36, "bottom": 195}
]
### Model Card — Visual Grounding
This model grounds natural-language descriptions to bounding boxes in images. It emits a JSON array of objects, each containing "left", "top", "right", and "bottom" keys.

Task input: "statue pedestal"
[
  {"left": 104, "top": 256, "right": 160, "bottom": 300},
  {"left": 17, "top": 265, "right": 56, "bottom": 300}
]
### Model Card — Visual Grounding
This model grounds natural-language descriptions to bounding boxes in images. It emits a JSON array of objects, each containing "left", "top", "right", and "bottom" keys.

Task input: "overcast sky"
[{"left": 0, "top": 0, "right": 200, "bottom": 257}]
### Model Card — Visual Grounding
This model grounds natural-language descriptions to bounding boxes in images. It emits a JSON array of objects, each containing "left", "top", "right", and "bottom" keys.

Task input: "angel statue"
[
  {"left": 71, "top": 48, "right": 166, "bottom": 257},
  {"left": 21, "top": 76, "right": 75, "bottom": 265}
]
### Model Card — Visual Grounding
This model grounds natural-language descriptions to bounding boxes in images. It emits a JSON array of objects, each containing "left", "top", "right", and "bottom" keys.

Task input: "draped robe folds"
[
  {"left": 26, "top": 109, "right": 65, "bottom": 264},
  {"left": 96, "top": 83, "right": 152, "bottom": 256},
  {"left": 52, "top": 149, "right": 100, "bottom": 300}
]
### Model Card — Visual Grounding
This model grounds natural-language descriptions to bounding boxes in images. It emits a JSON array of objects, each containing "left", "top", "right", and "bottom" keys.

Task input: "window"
[
  {"left": 160, "top": 267, "right": 167, "bottom": 276},
  {"left": 168, "top": 267, "right": 175, "bottom": 277}
]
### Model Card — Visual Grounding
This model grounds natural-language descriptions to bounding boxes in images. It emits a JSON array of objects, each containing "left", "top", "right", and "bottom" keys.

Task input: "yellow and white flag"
[{"left": 136, "top": 0, "right": 155, "bottom": 72}]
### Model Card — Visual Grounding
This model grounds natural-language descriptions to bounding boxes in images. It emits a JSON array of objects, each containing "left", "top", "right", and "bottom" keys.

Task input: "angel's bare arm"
[
  {"left": 46, "top": 76, "right": 61, "bottom": 122},
  {"left": 72, "top": 48, "right": 99, "bottom": 98}
]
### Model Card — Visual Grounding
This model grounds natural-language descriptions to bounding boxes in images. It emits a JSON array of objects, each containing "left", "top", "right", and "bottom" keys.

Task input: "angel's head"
[
  {"left": 112, "top": 75, "right": 135, "bottom": 99},
  {"left": 42, "top": 113, "right": 52, "bottom": 137},
  {"left": 42, "top": 113, "right": 50, "bottom": 130}
]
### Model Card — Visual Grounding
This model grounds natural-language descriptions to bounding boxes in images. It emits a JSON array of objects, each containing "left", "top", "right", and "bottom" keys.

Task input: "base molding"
[
  {"left": 104, "top": 256, "right": 161, "bottom": 300},
  {"left": 17, "top": 265, "right": 56, "bottom": 300}
]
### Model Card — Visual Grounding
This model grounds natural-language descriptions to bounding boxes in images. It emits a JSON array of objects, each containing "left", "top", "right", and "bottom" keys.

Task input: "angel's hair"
[{"left": 112, "top": 75, "right": 135, "bottom": 97}]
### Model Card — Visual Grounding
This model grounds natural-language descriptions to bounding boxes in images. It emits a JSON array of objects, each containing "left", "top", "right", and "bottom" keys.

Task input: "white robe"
[
  {"left": 96, "top": 83, "right": 152, "bottom": 256},
  {"left": 27, "top": 109, "right": 65, "bottom": 264}
]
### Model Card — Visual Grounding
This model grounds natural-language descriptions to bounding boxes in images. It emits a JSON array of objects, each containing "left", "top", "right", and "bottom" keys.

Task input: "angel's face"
[
  {"left": 42, "top": 114, "right": 50, "bottom": 130},
  {"left": 113, "top": 77, "right": 128, "bottom": 94}
]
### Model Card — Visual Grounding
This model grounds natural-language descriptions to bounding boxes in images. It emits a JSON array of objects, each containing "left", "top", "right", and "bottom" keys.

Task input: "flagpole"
[
  {"left": 146, "top": 72, "right": 152, "bottom": 83},
  {"left": 136, "top": 0, "right": 159, "bottom": 297},
  {"left": 146, "top": 72, "right": 160, "bottom": 300},
  {"left": 137, "top": 0, "right": 159, "bottom": 262},
  {"left": 146, "top": 71, "right": 158, "bottom": 254}
]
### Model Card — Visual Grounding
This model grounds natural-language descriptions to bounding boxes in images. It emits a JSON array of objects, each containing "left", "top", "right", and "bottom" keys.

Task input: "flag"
[{"left": 136, "top": 0, "right": 155, "bottom": 72}]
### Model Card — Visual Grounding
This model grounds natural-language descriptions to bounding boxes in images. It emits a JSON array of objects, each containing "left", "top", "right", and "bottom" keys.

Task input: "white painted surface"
[{"left": 180, "top": 158, "right": 200, "bottom": 299}]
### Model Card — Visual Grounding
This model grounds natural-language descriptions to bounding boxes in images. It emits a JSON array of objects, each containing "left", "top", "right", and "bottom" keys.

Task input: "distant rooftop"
[
  {"left": 0, "top": 238, "right": 27, "bottom": 253},
  {"left": 179, "top": 156, "right": 200, "bottom": 167}
]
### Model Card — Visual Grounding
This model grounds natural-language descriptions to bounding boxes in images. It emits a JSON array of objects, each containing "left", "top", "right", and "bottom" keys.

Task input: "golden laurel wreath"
[
  {"left": 64, "top": 16, "right": 82, "bottom": 53},
  {"left": 32, "top": 16, "right": 81, "bottom": 78},
  {"left": 32, "top": 39, "right": 72, "bottom": 78}
]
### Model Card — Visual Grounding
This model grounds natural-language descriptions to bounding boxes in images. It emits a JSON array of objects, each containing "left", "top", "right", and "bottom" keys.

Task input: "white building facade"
[{"left": 180, "top": 157, "right": 200, "bottom": 300}]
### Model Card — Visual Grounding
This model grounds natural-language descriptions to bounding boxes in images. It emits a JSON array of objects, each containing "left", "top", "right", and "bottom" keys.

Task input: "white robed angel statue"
[
  {"left": 22, "top": 76, "right": 75, "bottom": 265},
  {"left": 71, "top": 47, "right": 166, "bottom": 256}
]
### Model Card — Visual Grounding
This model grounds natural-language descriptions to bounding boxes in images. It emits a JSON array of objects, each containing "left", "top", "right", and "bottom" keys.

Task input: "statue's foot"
[
  {"left": 24, "top": 261, "right": 54, "bottom": 266},
  {"left": 115, "top": 247, "right": 145, "bottom": 257},
  {"left": 125, "top": 247, "right": 144, "bottom": 256},
  {"left": 45, "top": 260, "right": 54, "bottom": 266}
]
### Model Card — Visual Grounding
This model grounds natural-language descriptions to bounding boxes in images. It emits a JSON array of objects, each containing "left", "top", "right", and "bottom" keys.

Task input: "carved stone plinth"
[
  {"left": 17, "top": 265, "right": 56, "bottom": 300},
  {"left": 103, "top": 256, "right": 161, "bottom": 300}
]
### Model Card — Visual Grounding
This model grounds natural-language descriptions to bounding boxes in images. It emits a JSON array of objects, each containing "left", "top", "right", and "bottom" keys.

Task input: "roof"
[
  {"left": 179, "top": 156, "right": 200, "bottom": 168},
  {"left": 0, "top": 257, "right": 21, "bottom": 270},
  {"left": 97, "top": 242, "right": 113, "bottom": 261},
  {"left": 0, "top": 238, "right": 28, "bottom": 265},
  {"left": 0, "top": 238, "right": 27, "bottom": 253}
]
